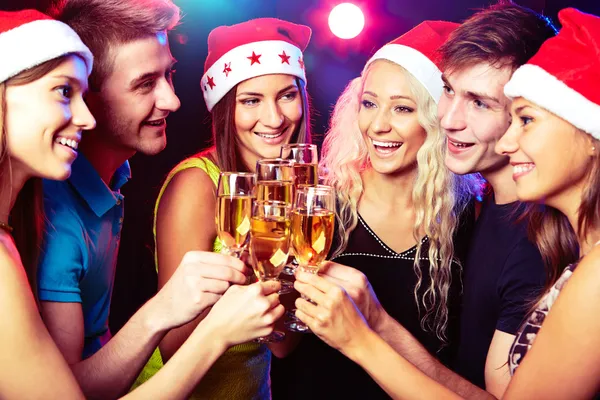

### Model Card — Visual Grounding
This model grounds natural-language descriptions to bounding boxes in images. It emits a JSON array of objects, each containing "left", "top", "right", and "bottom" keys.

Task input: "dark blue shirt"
[{"left": 454, "top": 196, "right": 545, "bottom": 388}]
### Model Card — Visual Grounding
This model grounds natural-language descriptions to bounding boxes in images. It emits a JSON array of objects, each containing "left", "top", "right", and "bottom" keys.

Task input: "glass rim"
[
  {"left": 296, "top": 184, "right": 333, "bottom": 193},
  {"left": 219, "top": 171, "right": 257, "bottom": 177},
  {"left": 254, "top": 199, "right": 291, "bottom": 208},
  {"left": 280, "top": 143, "right": 317, "bottom": 149},
  {"left": 256, "top": 158, "right": 295, "bottom": 166}
]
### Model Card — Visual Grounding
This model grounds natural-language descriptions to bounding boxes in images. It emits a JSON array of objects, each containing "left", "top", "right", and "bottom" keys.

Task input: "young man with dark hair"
[
  {"left": 318, "top": 3, "right": 557, "bottom": 399},
  {"left": 36, "top": 1, "right": 279, "bottom": 398}
]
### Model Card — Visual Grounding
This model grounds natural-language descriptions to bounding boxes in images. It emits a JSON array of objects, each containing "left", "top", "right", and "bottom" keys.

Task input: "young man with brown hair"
[
  {"left": 318, "top": 3, "right": 557, "bottom": 399},
  {"left": 36, "top": 1, "right": 283, "bottom": 398}
]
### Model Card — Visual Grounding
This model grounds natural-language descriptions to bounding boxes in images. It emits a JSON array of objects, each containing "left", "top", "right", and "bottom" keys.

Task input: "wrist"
[
  {"left": 140, "top": 296, "right": 172, "bottom": 334},
  {"left": 193, "top": 317, "right": 228, "bottom": 353},
  {"left": 344, "top": 325, "right": 378, "bottom": 363},
  {"left": 371, "top": 306, "right": 390, "bottom": 335}
]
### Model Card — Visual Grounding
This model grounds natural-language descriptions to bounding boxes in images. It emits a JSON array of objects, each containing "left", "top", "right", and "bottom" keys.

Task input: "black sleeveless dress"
[{"left": 271, "top": 211, "right": 473, "bottom": 399}]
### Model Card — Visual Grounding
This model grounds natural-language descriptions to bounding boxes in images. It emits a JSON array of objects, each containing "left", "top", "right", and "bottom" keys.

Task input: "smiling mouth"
[
  {"left": 144, "top": 118, "right": 166, "bottom": 127},
  {"left": 448, "top": 138, "right": 475, "bottom": 149},
  {"left": 254, "top": 128, "right": 287, "bottom": 139},
  {"left": 370, "top": 138, "right": 403, "bottom": 154},
  {"left": 54, "top": 136, "right": 79, "bottom": 150}
]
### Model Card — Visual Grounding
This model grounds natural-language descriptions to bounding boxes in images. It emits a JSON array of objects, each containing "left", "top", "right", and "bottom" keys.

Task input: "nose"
[
  {"left": 156, "top": 79, "right": 181, "bottom": 112},
  {"left": 261, "top": 100, "right": 284, "bottom": 129},
  {"left": 495, "top": 120, "right": 519, "bottom": 156},
  {"left": 72, "top": 97, "right": 96, "bottom": 131},
  {"left": 438, "top": 95, "right": 466, "bottom": 133},
  {"left": 371, "top": 108, "right": 392, "bottom": 135}
]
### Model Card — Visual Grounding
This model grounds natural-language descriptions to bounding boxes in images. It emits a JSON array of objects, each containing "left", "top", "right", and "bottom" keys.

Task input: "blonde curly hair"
[{"left": 321, "top": 60, "right": 478, "bottom": 341}]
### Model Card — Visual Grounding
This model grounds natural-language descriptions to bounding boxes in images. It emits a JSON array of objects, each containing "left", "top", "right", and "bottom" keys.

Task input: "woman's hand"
[
  {"left": 294, "top": 271, "right": 372, "bottom": 357},
  {"left": 201, "top": 281, "right": 285, "bottom": 347}
]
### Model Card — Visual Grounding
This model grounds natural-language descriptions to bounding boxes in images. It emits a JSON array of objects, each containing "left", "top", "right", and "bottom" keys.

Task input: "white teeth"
[
  {"left": 513, "top": 164, "right": 535, "bottom": 175},
  {"left": 55, "top": 137, "right": 79, "bottom": 150},
  {"left": 449, "top": 139, "right": 472, "bottom": 148},
  {"left": 256, "top": 131, "right": 283, "bottom": 139},
  {"left": 371, "top": 138, "right": 402, "bottom": 148}
]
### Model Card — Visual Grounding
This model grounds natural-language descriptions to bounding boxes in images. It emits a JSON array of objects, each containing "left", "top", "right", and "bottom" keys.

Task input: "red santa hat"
[
  {"left": 504, "top": 8, "right": 600, "bottom": 138},
  {"left": 0, "top": 9, "right": 93, "bottom": 84},
  {"left": 365, "top": 20, "right": 459, "bottom": 103},
  {"left": 201, "top": 18, "right": 311, "bottom": 112}
]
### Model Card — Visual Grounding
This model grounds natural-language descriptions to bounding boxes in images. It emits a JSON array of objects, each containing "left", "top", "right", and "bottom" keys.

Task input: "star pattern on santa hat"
[
  {"left": 247, "top": 51, "right": 261, "bottom": 65},
  {"left": 207, "top": 76, "right": 216, "bottom": 90},
  {"left": 298, "top": 57, "right": 305, "bottom": 70},
  {"left": 279, "top": 50, "right": 291, "bottom": 64},
  {"left": 223, "top": 62, "right": 232, "bottom": 77}
]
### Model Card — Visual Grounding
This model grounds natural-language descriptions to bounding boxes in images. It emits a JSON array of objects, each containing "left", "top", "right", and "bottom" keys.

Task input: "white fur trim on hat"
[
  {"left": 201, "top": 40, "right": 306, "bottom": 112},
  {"left": 366, "top": 44, "right": 443, "bottom": 103},
  {"left": 0, "top": 19, "right": 93, "bottom": 83},
  {"left": 505, "top": 64, "right": 600, "bottom": 138}
]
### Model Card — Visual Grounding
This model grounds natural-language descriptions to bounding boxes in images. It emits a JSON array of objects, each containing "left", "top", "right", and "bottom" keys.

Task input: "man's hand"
[
  {"left": 152, "top": 251, "right": 249, "bottom": 330},
  {"left": 318, "top": 261, "right": 386, "bottom": 332}
]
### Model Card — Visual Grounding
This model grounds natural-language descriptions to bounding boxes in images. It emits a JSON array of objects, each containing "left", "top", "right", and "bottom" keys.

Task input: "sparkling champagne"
[
  {"left": 216, "top": 195, "right": 253, "bottom": 251},
  {"left": 250, "top": 216, "right": 291, "bottom": 280},
  {"left": 293, "top": 163, "right": 318, "bottom": 186},
  {"left": 256, "top": 180, "right": 294, "bottom": 204},
  {"left": 291, "top": 208, "right": 335, "bottom": 269}
]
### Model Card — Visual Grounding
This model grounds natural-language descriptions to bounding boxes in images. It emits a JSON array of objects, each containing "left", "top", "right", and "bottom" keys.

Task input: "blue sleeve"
[
  {"left": 496, "top": 239, "right": 546, "bottom": 334},
  {"left": 38, "top": 194, "right": 85, "bottom": 303}
]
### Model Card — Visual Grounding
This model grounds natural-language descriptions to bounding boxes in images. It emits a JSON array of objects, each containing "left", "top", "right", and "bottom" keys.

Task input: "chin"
[{"left": 138, "top": 137, "right": 167, "bottom": 156}]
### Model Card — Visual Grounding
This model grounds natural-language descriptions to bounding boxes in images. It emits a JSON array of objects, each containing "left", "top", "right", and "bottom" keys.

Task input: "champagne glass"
[
  {"left": 279, "top": 144, "right": 318, "bottom": 275},
  {"left": 249, "top": 200, "right": 291, "bottom": 343},
  {"left": 216, "top": 172, "right": 256, "bottom": 258},
  {"left": 255, "top": 158, "right": 295, "bottom": 204},
  {"left": 280, "top": 143, "right": 319, "bottom": 187},
  {"left": 255, "top": 158, "right": 296, "bottom": 289},
  {"left": 285, "top": 185, "right": 336, "bottom": 333}
]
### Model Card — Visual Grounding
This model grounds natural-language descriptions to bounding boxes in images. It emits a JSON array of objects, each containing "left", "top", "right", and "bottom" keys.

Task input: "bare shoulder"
[
  {"left": 568, "top": 247, "right": 600, "bottom": 293},
  {"left": 161, "top": 164, "right": 216, "bottom": 205},
  {"left": 0, "top": 233, "right": 25, "bottom": 282}
]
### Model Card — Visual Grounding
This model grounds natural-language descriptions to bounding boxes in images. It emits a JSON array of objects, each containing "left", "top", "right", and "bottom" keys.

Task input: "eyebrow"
[
  {"left": 236, "top": 84, "right": 299, "bottom": 98},
  {"left": 363, "top": 90, "right": 413, "bottom": 101},
  {"left": 50, "top": 74, "right": 89, "bottom": 93},
  {"left": 513, "top": 105, "right": 532, "bottom": 114},
  {"left": 129, "top": 58, "right": 177, "bottom": 89}
]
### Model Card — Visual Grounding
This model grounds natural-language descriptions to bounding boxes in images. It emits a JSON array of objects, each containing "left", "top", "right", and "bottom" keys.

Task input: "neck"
[
  {"left": 0, "top": 160, "right": 30, "bottom": 226},
  {"left": 80, "top": 129, "right": 134, "bottom": 185},
  {"left": 361, "top": 165, "right": 417, "bottom": 209},
  {"left": 552, "top": 185, "right": 599, "bottom": 257},
  {"left": 481, "top": 163, "right": 517, "bottom": 205}
]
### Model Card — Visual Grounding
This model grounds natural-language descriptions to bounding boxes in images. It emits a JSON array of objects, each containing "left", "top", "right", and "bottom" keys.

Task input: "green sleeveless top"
[{"left": 131, "top": 156, "right": 271, "bottom": 399}]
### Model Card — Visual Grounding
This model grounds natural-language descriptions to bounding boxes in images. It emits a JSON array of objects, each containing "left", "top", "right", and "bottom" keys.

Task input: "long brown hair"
[
  {"left": 524, "top": 135, "right": 600, "bottom": 298},
  {"left": 210, "top": 77, "right": 312, "bottom": 172},
  {"left": 0, "top": 56, "right": 71, "bottom": 302}
]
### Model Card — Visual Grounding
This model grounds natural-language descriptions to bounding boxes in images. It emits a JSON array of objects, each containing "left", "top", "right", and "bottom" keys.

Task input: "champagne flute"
[
  {"left": 255, "top": 158, "right": 296, "bottom": 289},
  {"left": 216, "top": 172, "right": 256, "bottom": 258},
  {"left": 249, "top": 200, "right": 291, "bottom": 343},
  {"left": 285, "top": 185, "right": 336, "bottom": 333},
  {"left": 280, "top": 143, "right": 319, "bottom": 187},
  {"left": 279, "top": 144, "right": 318, "bottom": 275},
  {"left": 255, "top": 158, "right": 295, "bottom": 204}
]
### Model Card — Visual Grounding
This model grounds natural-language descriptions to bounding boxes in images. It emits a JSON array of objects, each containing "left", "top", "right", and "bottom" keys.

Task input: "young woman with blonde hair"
[{"left": 284, "top": 20, "right": 479, "bottom": 399}]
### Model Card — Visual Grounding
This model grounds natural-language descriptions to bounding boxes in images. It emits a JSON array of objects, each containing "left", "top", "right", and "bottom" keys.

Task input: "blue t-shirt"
[
  {"left": 38, "top": 154, "right": 130, "bottom": 359},
  {"left": 454, "top": 196, "right": 545, "bottom": 388}
]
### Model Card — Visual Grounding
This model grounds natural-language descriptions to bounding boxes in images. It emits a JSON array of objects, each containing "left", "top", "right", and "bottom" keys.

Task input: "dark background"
[{"left": 2, "top": 0, "right": 598, "bottom": 332}]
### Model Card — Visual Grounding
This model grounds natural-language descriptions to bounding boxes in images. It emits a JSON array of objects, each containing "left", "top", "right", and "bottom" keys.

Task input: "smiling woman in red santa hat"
[
  {"left": 134, "top": 17, "right": 313, "bottom": 400},
  {"left": 284, "top": 20, "right": 480, "bottom": 399},
  {"left": 289, "top": 7, "right": 600, "bottom": 400}
]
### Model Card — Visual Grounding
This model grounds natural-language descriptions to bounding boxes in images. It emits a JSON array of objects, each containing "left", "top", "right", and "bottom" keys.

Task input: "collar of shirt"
[{"left": 68, "top": 154, "right": 131, "bottom": 218}]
